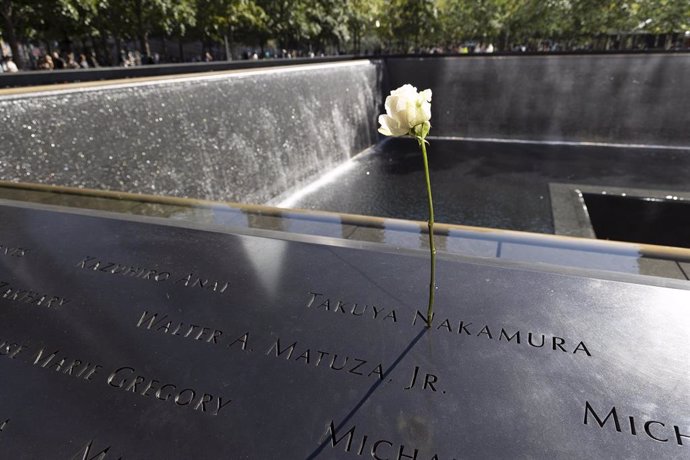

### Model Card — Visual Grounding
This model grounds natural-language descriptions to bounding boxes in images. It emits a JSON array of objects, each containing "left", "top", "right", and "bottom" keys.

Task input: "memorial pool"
[{"left": 279, "top": 137, "right": 690, "bottom": 234}]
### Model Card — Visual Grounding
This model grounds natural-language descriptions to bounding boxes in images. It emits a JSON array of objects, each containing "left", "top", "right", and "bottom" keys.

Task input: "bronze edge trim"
[{"left": 2, "top": 179, "right": 689, "bottom": 262}]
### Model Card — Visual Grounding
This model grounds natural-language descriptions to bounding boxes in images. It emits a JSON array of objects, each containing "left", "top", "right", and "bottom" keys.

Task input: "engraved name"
[
  {"left": 32, "top": 348, "right": 103, "bottom": 381},
  {"left": 136, "top": 310, "right": 250, "bottom": 351},
  {"left": 324, "top": 421, "right": 446, "bottom": 460},
  {"left": 77, "top": 256, "right": 171, "bottom": 282},
  {"left": 107, "top": 366, "right": 231, "bottom": 416},
  {"left": 306, "top": 292, "right": 591, "bottom": 357},
  {"left": 76, "top": 256, "right": 229, "bottom": 294},
  {"left": 307, "top": 292, "right": 398, "bottom": 323},
  {"left": 266, "top": 338, "right": 384, "bottom": 381},
  {"left": 414, "top": 311, "right": 592, "bottom": 356},
  {"left": 0, "top": 244, "right": 28, "bottom": 257},
  {"left": 584, "top": 401, "right": 689, "bottom": 447},
  {"left": 0, "top": 281, "right": 69, "bottom": 309}
]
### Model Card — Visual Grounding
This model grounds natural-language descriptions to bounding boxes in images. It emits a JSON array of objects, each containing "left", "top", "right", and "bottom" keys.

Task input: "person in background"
[
  {"left": 64, "top": 52, "right": 80, "bottom": 69},
  {"left": 2, "top": 56, "right": 19, "bottom": 72},
  {"left": 78, "top": 53, "right": 89, "bottom": 68},
  {"left": 52, "top": 51, "right": 65, "bottom": 69},
  {"left": 86, "top": 51, "right": 99, "bottom": 68},
  {"left": 37, "top": 54, "right": 54, "bottom": 70}
]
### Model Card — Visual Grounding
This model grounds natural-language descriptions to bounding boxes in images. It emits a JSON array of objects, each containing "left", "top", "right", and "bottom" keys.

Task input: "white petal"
[
  {"left": 384, "top": 94, "right": 395, "bottom": 115},
  {"left": 420, "top": 89, "right": 432, "bottom": 102},
  {"left": 380, "top": 114, "right": 408, "bottom": 136},
  {"left": 378, "top": 114, "right": 393, "bottom": 136},
  {"left": 421, "top": 101, "right": 431, "bottom": 122},
  {"left": 406, "top": 100, "right": 419, "bottom": 128}
]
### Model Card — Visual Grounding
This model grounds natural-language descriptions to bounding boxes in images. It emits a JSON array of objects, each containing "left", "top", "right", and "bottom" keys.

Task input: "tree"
[
  {"left": 636, "top": 0, "right": 690, "bottom": 47},
  {"left": 1, "top": 0, "right": 25, "bottom": 67},
  {"left": 378, "top": 0, "right": 437, "bottom": 52},
  {"left": 195, "top": 0, "right": 265, "bottom": 59}
]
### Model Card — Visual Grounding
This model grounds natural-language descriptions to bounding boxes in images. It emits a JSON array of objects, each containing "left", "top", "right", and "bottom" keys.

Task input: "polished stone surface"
[
  {"left": 0, "top": 61, "right": 380, "bottom": 204},
  {"left": 288, "top": 138, "right": 690, "bottom": 233},
  {"left": 0, "top": 184, "right": 688, "bottom": 282},
  {"left": 1, "top": 200, "right": 690, "bottom": 458},
  {"left": 386, "top": 54, "right": 690, "bottom": 146}
]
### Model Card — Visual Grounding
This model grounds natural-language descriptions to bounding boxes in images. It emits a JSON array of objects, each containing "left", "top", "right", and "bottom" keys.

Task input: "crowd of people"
[
  {"left": 1, "top": 35, "right": 687, "bottom": 74},
  {"left": 36, "top": 51, "right": 100, "bottom": 70}
]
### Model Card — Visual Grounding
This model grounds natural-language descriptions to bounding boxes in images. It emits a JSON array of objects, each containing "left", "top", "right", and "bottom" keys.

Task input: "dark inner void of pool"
[
  {"left": 288, "top": 138, "right": 690, "bottom": 234},
  {"left": 583, "top": 193, "right": 690, "bottom": 248}
]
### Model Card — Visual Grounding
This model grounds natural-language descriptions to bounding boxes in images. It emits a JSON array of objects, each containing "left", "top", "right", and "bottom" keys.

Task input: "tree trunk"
[
  {"left": 224, "top": 33, "right": 231, "bottom": 61},
  {"left": 135, "top": 0, "right": 150, "bottom": 56},
  {"left": 114, "top": 36, "right": 122, "bottom": 64},
  {"left": 139, "top": 31, "right": 150, "bottom": 57},
  {"left": 501, "top": 29, "right": 510, "bottom": 51},
  {"left": 100, "top": 34, "right": 112, "bottom": 66},
  {"left": 1, "top": 0, "right": 22, "bottom": 68},
  {"left": 178, "top": 33, "right": 184, "bottom": 61}
]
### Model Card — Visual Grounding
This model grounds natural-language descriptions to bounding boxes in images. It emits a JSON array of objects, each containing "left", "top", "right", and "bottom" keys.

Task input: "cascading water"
[{"left": 0, "top": 60, "right": 382, "bottom": 205}]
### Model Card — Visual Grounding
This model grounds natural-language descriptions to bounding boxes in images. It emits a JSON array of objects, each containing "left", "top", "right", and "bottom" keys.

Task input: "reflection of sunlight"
[
  {"left": 9, "top": 61, "right": 374, "bottom": 100},
  {"left": 612, "top": 287, "right": 690, "bottom": 387},
  {"left": 275, "top": 158, "right": 358, "bottom": 208},
  {"left": 235, "top": 234, "right": 289, "bottom": 301}
]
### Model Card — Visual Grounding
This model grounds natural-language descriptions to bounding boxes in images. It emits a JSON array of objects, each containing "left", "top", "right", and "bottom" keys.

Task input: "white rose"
[{"left": 378, "top": 84, "right": 432, "bottom": 138}]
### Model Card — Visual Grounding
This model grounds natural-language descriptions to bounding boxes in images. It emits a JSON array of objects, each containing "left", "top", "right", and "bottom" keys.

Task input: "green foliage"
[{"left": 1, "top": 0, "right": 688, "bottom": 62}]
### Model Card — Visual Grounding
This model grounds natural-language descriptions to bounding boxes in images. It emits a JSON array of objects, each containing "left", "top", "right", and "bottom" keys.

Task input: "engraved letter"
[
  {"left": 107, "top": 367, "right": 135, "bottom": 389},
  {"left": 70, "top": 440, "right": 113, "bottom": 460},
  {"left": 398, "top": 444, "right": 419, "bottom": 460},
  {"left": 267, "top": 339, "right": 297, "bottom": 359},
  {"left": 674, "top": 425, "right": 690, "bottom": 446},
  {"left": 228, "top": 332, "right": 249, "bottom": 350},
  {"left": 216, "top": 397, "right": 232, "bottom": 415},
  {"left": 306, "top": 291, "right": 323, "bottom": 308},
  {"left": 644, "top": 421, "right": 668, "bottom": 442},
  {"left": 499, "top": 329, "right": 520, "bottom": 344},
  {"left": 325, "top": 421, "right": 356, "bottom": 452},
  {"left": 584, "top": 401, "right": 621, "bottom": 432},
  {"left": 371, "top": 440, "right": 393, "bottom": 460},
  {"left": 552, "top": 337, "right": 567, "bottom": 352},
  {"left": 573, "top": 341, "right": 592, "bottom": 357},
  {"left": 413, "top": 310, "right": 432, "bottom": 328},
  {"left": 528, "top": 333, "right": 545, "bottom": 348},
  {"left": 77, "top": 256, "right": 98, "bottom": 269},
  {"left": 32, "top": 348, "right": 59, "bottom": 368}
]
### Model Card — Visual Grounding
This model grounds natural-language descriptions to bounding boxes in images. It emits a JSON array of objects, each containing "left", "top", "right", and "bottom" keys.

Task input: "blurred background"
[{"left": 1, "top": 0, "right": 689, "bottom": 72}]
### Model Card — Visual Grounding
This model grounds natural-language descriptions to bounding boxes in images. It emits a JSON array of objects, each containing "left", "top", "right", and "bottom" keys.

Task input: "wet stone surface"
[
  {"left": 0, "top": 61, "right": 380, "bottom": 205},
  {"left": 290, "top": 138, "right": 690, "bottom": 233},
  {"left": 0, "top": 201, "right": 689, "bottom": 458}
]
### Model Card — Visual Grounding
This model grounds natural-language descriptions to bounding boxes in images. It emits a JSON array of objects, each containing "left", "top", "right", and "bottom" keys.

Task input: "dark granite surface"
[
  {"left": 290, "top": 138, "right": 690, "bottom": 233},
  {"left": 0, "top": 200, "right": 689, "bottom": 458},
  {"left": 385, "top": 54, "right": 690, "bottom": 146}
]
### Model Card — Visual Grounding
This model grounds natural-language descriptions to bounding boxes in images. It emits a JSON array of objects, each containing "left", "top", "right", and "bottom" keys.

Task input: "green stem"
[{"left": 418, "top": 137, "right": 436, "bottom": 326}]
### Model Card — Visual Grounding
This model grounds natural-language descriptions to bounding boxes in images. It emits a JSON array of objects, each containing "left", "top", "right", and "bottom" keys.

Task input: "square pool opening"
[{"left": 583, "top": 193, "right": 690, "bottom": 248}]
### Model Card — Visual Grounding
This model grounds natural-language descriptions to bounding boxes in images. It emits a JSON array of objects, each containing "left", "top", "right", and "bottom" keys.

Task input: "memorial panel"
[{"left": 0, "top": 200, "right": 689, "bottom": 459}]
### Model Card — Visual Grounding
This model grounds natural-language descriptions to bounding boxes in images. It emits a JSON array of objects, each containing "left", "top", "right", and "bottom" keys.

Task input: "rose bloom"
[{"left": 378, "top": 84, "right": 432, "bottom": 137}]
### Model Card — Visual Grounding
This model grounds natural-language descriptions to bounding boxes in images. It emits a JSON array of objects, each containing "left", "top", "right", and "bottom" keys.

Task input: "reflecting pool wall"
[
  {"left": 286, "top": 137, "right": 690, "bottom": 233},
  {"left": 2, "top": 54, "right": 689, "bottom": 232},
  {"left": 0, "top": 61, "right": 381, "bottom": 204},
  {"left": 385, "top": 54, "right": 690, "bottom": 146}
]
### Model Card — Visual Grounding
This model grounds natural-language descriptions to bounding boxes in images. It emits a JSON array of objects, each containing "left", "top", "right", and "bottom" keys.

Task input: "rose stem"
[{"left": 419, "top": 138, "right": 436, "bottom": 326}]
